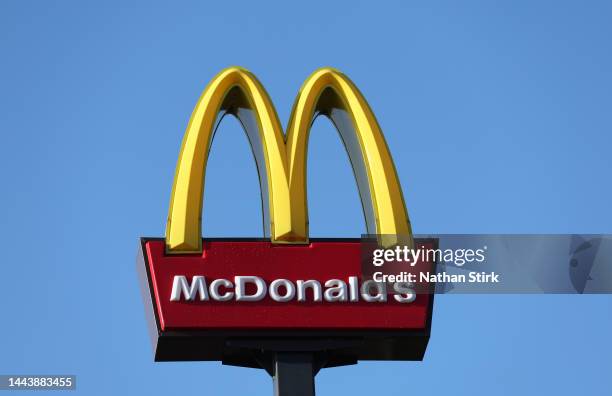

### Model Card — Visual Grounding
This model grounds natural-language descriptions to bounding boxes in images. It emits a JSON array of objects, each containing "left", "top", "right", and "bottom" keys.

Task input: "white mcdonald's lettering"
[{"left": 170, "top": 276, "right": 416, "bottom": 303}]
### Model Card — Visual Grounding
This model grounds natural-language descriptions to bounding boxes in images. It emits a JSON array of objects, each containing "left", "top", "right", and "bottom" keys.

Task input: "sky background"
[{"left": 1, "top": 1, "right": 611, "bottom": 395}]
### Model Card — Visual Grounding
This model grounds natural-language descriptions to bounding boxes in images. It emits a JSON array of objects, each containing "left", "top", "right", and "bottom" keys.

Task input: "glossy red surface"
[{"left": 145, "top": 239, "right": 434, "bottom": 332}]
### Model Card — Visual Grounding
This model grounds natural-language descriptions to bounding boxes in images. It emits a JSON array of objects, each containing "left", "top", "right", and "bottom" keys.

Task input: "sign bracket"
[{"left": 223, "top": 338, "right": 359, "bottom": 395}]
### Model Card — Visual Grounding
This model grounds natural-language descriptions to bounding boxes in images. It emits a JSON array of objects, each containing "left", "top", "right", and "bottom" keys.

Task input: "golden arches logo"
[{"left": 166, "top": 67, "right": 412, "bottom": 253}]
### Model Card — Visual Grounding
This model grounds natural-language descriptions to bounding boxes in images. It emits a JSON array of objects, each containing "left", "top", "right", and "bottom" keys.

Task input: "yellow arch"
[{"left": 165, "top": 67, "right": 412, "bottom": 253}]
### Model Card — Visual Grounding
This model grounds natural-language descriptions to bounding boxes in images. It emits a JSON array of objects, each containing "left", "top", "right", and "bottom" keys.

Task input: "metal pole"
[{"left": 273, "top": 352, "right": 316, "bottom": 396}]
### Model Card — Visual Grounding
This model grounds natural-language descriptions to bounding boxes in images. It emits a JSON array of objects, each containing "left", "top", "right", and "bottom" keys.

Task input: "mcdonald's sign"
[{"left": 138, "top": 67, "right": 436, "bottom": 367}]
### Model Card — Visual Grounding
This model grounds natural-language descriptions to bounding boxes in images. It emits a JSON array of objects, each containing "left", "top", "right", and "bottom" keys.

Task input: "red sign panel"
[{"left": 138, "top": 238, "right": 436, "bottom": 364}]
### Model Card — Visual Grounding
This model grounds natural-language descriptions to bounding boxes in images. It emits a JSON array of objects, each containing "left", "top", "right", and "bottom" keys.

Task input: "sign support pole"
[{"left": 273, "top": 352, "right": 316, "bottom": 396}]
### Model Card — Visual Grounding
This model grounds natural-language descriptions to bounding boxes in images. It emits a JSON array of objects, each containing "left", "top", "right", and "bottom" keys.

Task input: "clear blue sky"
[{"left": 1, "top": 1, "right": 611, "bottom": 395}]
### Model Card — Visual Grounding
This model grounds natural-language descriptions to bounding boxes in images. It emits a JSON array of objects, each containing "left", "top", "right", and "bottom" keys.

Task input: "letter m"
[{"left": 170, "top": 276, "right": 209, "bottom": 301}]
